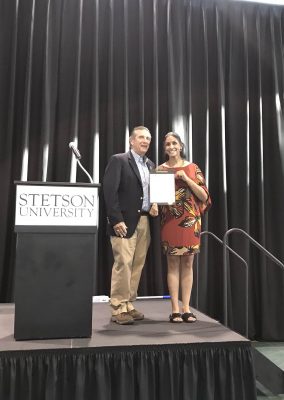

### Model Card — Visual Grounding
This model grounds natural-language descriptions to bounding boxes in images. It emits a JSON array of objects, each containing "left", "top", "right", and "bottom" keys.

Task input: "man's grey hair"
[{"left": 130, "top": 126, "right": 150, "bottom": 138}]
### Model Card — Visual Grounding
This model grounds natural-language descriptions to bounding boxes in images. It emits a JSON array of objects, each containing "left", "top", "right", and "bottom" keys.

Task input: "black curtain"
[
  {"left": 0, "top": 344, "right": 256, "bottom": 400},
  {"left": 1, "top": 0, "right": 284, "bottom": 340}
]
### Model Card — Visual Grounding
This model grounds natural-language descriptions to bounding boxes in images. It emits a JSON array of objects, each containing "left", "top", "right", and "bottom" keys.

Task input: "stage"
[{"left": 0, "top": 299, "right": 257, "bottom": 400}]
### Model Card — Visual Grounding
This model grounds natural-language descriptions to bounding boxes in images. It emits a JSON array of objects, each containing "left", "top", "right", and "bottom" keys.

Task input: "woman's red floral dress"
[{"left": 160, "top": 163, "right": 211, "bottom": 255}]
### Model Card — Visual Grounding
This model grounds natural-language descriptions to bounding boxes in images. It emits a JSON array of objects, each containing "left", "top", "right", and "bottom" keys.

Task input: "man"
[{"left": 103, "top": 126, "right": 158, "bottom": 325}]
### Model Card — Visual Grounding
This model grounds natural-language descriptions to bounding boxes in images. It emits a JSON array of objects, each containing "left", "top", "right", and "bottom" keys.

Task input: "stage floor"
[
  {"left": 0, "top": 299, "right": 257, "bottom": 400},
  {"left": 0, "top": 299, "right": 248, "bottom": 350}
]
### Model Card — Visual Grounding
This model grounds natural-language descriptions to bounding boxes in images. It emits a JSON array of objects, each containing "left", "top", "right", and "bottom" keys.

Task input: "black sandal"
[
  {"left": 182, "top": 312, "right": 197, "bottom": 323},
  {"left": 169, "top": 313, "right": 183, "bottom": 323}
]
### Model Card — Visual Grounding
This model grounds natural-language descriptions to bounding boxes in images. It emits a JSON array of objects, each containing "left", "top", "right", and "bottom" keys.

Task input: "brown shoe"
[
  {"left": 111, "top": 312, "right": 134, "bottom": 325},
  {"left": 128, "top": 309, "right": 144, "bottom": 321}
]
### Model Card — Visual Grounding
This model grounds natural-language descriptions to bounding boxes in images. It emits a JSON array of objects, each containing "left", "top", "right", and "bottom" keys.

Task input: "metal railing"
[
  {"left": 196, "top": 228, "right": 284, "bottom": 338},
  {"left": 196, "top": 231, "right": 249, "bottom": 336},
  {"left": 223, "top": 228, "right": 284, "bottom": 335}
]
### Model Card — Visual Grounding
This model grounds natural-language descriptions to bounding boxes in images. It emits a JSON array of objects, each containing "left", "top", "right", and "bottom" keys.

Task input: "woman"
[{"left": 158, "top": 132, "right": 211, "bottom": 323}]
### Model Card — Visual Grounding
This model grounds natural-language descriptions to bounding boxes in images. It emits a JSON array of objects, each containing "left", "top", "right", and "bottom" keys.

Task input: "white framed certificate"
[{"left": 149, "top": 171, "right": 175, "bottom": 204}]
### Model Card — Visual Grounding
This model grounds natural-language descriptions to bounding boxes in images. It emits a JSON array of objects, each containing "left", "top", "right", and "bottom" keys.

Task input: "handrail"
[
  {"left": 223, "top": 228, "right": 284, "bottom": 336},
  {"left": 196, "top": 231, "right": 249, "bottom": 337}
]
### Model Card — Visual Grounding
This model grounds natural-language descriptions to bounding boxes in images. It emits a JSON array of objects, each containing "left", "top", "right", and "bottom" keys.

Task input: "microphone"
[
  {"left": 69, "top": 142, "right": 81, "bottom": 160},
  {"left": 68, "top": 141, "right": 94, "bottom": 183}
]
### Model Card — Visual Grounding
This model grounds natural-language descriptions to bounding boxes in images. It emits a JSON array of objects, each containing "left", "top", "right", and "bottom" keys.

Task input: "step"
[{"left": 253, "top": 342, "right": 284, "bottom": 397}]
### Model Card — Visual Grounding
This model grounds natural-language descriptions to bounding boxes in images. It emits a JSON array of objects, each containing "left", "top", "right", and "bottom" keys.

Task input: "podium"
[{"left": 13, "top": 181, "right": 100, "bottom": 340}]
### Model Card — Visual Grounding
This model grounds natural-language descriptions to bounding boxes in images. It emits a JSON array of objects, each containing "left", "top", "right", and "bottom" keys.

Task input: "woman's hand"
[
  {"left": 176, "top": 170, "right": 208, "bottom": 203},
  {"left": 175, "top": 170, "right": 188, "bottom": 181}
]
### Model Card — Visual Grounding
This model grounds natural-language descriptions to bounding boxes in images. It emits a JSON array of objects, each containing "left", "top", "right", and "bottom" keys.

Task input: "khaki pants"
[{"left": 110, "top": 216, "right": 150, "bottom": 315}]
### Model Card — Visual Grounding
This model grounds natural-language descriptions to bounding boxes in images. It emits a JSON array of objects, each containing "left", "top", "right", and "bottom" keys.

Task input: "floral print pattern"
[{"left": 160, "top": 163, "right": 211, "bottom": 255}]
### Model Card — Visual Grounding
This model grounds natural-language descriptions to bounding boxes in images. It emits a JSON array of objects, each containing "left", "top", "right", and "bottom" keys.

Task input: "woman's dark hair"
[{"left": 163, "top": 132, "right": 186, "bottom": 160}]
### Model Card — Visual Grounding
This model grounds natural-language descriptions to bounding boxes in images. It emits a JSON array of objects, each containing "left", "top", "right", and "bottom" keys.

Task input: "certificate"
[{"left": 149, "top": 171, "right": 175, "bottom": 204}]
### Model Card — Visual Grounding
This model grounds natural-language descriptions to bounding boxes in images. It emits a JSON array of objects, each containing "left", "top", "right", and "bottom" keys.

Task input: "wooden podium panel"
[{"left": 14, "top": 228, "right": 96, "bottom": 340}]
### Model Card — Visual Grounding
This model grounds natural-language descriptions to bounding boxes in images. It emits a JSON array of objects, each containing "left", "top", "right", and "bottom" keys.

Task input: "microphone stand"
[
  {"left": 76, "top": 159, "right": 94, "bottom": 184},
  {"left": 69, "top": 142, "right": 94, "bottom": 184}
]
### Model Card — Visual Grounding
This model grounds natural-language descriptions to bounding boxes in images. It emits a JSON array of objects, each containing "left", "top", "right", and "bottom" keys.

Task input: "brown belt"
[{"left": 140, "top": 211, "right": 149, "bottom": 216}]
